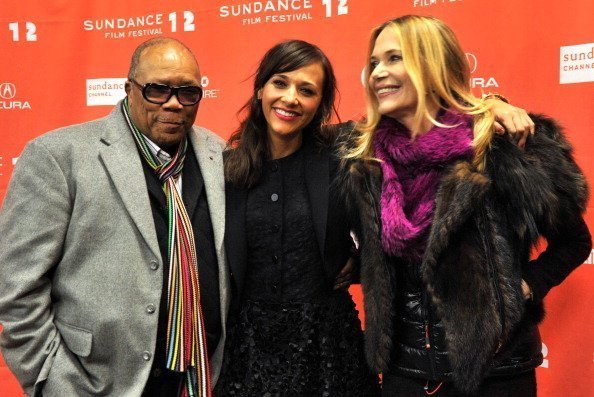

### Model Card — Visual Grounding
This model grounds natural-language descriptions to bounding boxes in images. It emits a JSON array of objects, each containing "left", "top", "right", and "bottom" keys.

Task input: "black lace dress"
[{"left": 216, "top": 148, "right": 379, "bottom": 396}]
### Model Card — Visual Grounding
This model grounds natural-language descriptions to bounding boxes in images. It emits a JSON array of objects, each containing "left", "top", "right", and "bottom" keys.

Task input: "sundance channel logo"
[
  {"left": 87, "top": 78, "right": 127, "bottom": 106},
  {"left": 560, "top": 43, "right": 594, "bottom": 84},
  {"left": 0, "top": 82, "right": 31, "bottom": 110}
]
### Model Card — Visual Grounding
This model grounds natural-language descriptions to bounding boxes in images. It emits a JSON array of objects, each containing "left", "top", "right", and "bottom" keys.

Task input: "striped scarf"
[{"left": 123, "top": 99, "right": 211, "bottom": 397}]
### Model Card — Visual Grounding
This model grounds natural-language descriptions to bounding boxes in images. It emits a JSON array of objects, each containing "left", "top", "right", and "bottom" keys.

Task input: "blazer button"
[
  {"left": 146, "top": 304, "right": 156, "bottom": 314},
  {"left": 271, "top": 193, "right": 279, "bottom": 202},
  {"left": 143, "top": 351, "right": 152, "bottom": 361},
  {"left": 150, "top": 261, "right": 159, "bottom": 271}
]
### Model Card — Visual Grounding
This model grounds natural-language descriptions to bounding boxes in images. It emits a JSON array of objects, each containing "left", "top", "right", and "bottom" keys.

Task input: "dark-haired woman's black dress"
[{"left": 216, "top": 148, "right": 379, "bottom": 396}]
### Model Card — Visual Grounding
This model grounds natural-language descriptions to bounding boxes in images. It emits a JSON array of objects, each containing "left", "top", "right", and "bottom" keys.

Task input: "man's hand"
[
  {"left": 333, "top": 256, "right": 355, "bottom": 290},
  {"left": 487, "top": 98, "right": 535, "bottom": 149}
]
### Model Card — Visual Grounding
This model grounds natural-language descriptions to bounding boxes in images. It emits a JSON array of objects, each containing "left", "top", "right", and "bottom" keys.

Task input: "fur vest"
[{"left": 342, "top": 115, "right": 589, "bottom": 393}]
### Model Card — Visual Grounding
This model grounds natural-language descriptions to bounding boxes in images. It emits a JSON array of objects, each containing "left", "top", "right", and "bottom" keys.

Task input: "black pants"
[{"left": 381, "top": 370, "right": 537, "bottom": 397}]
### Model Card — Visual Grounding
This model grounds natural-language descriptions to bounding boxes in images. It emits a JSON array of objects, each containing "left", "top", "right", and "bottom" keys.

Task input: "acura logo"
[
  {"left": 0, "top": 83, "right": 16, "bottom": 99},
  {"left": 465, "top": 53, "right": 478, "bottom": 74}
]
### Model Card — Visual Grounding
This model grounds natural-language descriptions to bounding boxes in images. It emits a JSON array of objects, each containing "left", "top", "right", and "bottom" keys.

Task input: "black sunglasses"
[{"left": 130, "top": 79, "right": 203, "bottom": 106}]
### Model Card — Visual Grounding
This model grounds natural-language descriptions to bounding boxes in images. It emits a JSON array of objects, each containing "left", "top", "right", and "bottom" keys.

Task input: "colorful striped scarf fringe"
[{"left": 123, "top": 99, "right": 211, "bottom": 397}]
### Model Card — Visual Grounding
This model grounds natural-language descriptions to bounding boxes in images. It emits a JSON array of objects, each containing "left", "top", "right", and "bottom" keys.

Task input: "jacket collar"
[{"left": 98, "top": 102, "right": 162, "bottom": 262}]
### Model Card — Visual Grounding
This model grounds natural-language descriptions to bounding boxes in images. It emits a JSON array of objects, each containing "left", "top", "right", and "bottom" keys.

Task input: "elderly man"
[{"left": 0, "top": 38, "right": 229, "bottom": 396}]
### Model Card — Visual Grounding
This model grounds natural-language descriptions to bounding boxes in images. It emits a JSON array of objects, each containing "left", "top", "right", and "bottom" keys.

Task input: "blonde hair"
[{"left": 350, "top": 15, "right": 495, "bottom": 171}]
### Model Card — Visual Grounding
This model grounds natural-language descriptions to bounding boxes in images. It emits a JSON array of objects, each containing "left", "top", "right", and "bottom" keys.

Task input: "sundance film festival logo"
[
  {"left": 87, "top": 78, "right": 126, "bottom": 106},
  {"left": 465, "top": 53, "right": 499, "bottom": 89},
  {"left": 220, "top": 0, "right": 349, "bottom": 26},
  {"left": 414, "top": 0, "right": 462, "bottom": 7},
  {"left": 0, "top": 82, "right": 31, "bottom": 110},
  {"left": 83, "top": 11, "right": 195, "bottom": 40},
  {"left": 560, "top": 43, "right": 594, "bottom": 84}
]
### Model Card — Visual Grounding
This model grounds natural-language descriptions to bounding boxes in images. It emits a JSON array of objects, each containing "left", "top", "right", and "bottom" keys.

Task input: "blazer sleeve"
[{"left": 0, "top": 139, "right": 72, "bottom": 395}]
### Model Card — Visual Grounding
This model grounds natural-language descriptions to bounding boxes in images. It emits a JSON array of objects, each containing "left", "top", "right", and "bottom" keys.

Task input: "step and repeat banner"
[{"left": 1, "top": 0, "right": 593, "bottom": 395}]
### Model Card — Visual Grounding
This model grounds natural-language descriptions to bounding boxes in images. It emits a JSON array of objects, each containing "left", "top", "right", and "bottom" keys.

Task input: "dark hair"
[{"left": 225, "top": 39, "right": 338, "bottom": 188}]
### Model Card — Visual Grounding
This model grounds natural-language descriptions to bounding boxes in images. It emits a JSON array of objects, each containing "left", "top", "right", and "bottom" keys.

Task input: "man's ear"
[{"left": 124, "top": 80, "right": 132, "bottom": 96}]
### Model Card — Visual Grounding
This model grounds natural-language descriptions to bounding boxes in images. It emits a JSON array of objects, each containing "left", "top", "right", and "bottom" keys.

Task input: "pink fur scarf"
[{"left": 373, "top": 111, "right": 474, "bottom": 263}]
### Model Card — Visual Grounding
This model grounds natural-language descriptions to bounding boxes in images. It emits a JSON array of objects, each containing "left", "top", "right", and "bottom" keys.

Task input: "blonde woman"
[{"left": 344, "top": 15, "right": 591, "bottom": 396}]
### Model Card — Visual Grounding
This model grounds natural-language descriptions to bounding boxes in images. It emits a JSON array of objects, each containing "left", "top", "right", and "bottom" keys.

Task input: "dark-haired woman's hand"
[
  {"left": 334, "top": 257, "right": 355, "bottom": 290},
  {"left": 487, "top": 99, "right": 535, "bottom": 149},
  {"left": 521, "top": 279, "right": 534, "bottom": 301}
]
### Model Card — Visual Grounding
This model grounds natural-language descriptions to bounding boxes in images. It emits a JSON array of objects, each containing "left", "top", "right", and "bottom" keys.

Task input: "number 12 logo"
[
  {"left": 168, "top": 11, "right": 195, "bottom": 32},
  {"left": 8, "top": 22, "right": 37, "bottom": 41},
  {"left": 322, "top": 0, "right": 348, "bottom": 18}
]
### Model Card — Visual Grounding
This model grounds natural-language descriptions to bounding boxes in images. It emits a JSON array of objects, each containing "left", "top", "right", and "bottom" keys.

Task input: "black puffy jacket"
[{"left": 388, "top": 256, "right": 545, "bottom": 382}]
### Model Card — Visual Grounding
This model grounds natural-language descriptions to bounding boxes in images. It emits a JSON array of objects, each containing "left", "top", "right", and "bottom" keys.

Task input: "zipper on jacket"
[
  {"left": 422, "top": 290, "right": 438, "bottom": 379},
  {"left": 479, "top": 207, "right": 506, "bottom": 347}
]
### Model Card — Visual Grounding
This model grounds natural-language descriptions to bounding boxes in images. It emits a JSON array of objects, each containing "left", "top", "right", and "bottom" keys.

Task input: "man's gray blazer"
[{"left": 0, "top": 103, "right": 230, "bottom": 396}]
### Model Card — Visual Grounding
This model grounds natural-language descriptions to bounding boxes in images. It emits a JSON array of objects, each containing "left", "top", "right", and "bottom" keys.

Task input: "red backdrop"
[{"left": 1, "top": 1, "right": 593, "bottom": 395}]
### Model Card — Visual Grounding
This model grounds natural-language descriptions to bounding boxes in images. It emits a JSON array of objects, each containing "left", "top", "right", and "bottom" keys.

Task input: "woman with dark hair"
[
  {"left": 344, "top": 15, "right": 591, "bottom": 396},
  {"left": 216, "top": 40, "right": 380, "bottom": 396}
]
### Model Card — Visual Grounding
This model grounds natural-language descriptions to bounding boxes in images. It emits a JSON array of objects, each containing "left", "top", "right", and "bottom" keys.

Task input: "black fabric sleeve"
[{"left": 522, "top": 212, "right": 591, "bottom": 302}]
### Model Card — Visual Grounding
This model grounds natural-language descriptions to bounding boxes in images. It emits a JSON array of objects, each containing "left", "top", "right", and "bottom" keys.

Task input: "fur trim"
[
  {"left": 488, "top": 115, "right": 588, "bottom": 243},
  {"left": 421, "top": 162, "right": 524, "bottom": 393},
  {"left": 343, "top": 160, "right": 394, "bottom": 373}
]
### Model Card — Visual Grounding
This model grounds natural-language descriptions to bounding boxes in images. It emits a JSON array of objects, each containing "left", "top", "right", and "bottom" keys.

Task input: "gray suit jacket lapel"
[
  {"left": 188, "top": 126, "right": 228, "bottom": 385},
  {"left": 189, "top": 127, "right": 225, "bottom": 253},
  {"left": 97, "top": 105, "right": 162, "bottom": 263}
]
